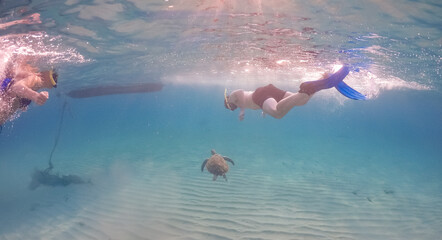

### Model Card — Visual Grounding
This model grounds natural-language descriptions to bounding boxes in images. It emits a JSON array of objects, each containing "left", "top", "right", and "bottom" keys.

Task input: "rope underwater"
[
  {"left": 44, "top": 100, "right": 67, "bottom": 173},
  {"left": 29, "top": 100, "right": 90, "bottom": 190}
]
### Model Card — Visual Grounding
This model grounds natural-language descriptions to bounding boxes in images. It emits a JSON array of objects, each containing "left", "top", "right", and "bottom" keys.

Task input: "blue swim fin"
[
  {"left": 299, "top": 66, "right": 349, "bottom": 95},
  {"left": 335, "top": 81, "right": 366, "bottom": 100}
]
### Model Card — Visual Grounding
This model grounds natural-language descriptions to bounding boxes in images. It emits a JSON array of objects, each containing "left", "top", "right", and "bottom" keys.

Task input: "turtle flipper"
[
  {"left": 213, "top": 175, "right": 218, "bottom": 181},
  {"left": 223, "top": 157, "right": 234, "bottom": 165},
  {"left": 201, "top": 159, "right": 208, "bottom": 172},
  {"left": 223, "top": 174, "right": 228, "bottom": 182}
]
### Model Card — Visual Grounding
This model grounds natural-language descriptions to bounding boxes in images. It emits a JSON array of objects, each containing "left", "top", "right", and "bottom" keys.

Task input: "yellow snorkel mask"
[{"left": 49, "top": 69, "right": 58, "bottom": 88}]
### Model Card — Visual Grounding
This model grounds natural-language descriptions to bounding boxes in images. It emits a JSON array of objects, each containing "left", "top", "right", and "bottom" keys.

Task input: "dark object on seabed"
[
  {"left": 66, "top": 82, "right": 164, "bottom": 98},
  {"left": 28, "top": 167, "right": 91, "bottom": 190}
]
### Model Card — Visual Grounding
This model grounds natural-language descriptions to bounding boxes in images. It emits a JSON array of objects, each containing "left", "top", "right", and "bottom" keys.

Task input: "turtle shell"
[{"left": 205, "top": 154, "right": 229, "bottom": 176}]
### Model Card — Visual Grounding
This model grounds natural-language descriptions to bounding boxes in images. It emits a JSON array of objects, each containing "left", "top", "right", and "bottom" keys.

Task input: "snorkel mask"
[
  {"left": 49, "top": 69, "right": 58, "bottom": 88},
  {"left": 224, "top": 88, "right": 237, "bottom": 111}
]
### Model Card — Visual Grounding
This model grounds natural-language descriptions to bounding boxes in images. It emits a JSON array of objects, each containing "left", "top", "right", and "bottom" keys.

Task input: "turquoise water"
[{"left": 1, "top": 1, "right": 441, "bottom": 239}]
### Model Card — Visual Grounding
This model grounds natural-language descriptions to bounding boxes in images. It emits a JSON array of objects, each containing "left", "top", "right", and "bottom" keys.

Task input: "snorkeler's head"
[
  {"left": 41, "top": 69, "right": 58, "bottom": 88},
  {"left": 224, "top": 89, "right": 237, "bottom": 111},
  {"left": 224, "top": 98, "right": 238, "bottom": 111}
]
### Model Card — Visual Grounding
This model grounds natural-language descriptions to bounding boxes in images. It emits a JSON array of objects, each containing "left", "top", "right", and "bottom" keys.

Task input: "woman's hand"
[
  {"left": 22, "top": 13, "right": 41, "bottom": 24},
  {"left": 239, "top": 110, "right": 245, "bottom": 121},
  {"left": 33, "top": 91, "right": 49, "bottom": 105}
]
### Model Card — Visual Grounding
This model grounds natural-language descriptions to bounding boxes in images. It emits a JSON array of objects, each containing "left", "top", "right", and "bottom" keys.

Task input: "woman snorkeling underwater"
[
  {"left": 224, "top": 65, "right": 366, "bottom": 120},
  {"left": 0, "top": 57, "right": 58, "bottom": 128}
]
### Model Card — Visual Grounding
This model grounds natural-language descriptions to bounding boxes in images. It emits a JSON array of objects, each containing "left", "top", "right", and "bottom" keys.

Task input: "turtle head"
[{"left": 211, "top": 149, "right": 216, "bottom": 155}]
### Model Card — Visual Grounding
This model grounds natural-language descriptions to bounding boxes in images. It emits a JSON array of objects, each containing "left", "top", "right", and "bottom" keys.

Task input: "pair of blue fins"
[{"left": 299, "top": 65, "right": 366, "bottom": 100}]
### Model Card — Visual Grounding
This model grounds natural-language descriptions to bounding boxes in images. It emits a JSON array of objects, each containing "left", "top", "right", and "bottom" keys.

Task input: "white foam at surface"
[{"left": 0, "top": 32, "right": 88, "bottom": 67}]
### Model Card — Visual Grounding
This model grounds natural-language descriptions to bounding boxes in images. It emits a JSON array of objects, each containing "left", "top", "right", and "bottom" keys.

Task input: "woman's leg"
[
  {"left": 262, "top": 92, "right": 312, "bottom": 119},
  {"left": 262, "top": 98, "right": 279, "bottom": 118}
]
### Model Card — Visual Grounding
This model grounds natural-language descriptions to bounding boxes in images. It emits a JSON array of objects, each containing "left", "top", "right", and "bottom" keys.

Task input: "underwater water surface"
[{"left": 1, "top": 0, "right": 441, "bottom": 239}]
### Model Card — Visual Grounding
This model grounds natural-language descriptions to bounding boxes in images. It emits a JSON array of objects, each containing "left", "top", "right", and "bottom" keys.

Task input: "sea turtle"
[{"left": 201, "top": 149, "right": 234, "bottom": 181}]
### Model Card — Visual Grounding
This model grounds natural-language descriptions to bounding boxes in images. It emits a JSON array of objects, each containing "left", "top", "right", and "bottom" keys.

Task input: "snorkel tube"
[{"left": 49, "top": 69, "right": 57, "bottom": 88}]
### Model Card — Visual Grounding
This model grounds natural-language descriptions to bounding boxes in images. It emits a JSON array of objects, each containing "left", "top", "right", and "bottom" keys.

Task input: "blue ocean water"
[{"left": 1, "top": 1, "right": 441, "bottom": 239}]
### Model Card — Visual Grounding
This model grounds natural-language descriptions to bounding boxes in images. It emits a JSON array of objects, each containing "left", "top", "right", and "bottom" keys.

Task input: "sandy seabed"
[{"left": 1, "top": 144, "right": 440, "bottom": 240}]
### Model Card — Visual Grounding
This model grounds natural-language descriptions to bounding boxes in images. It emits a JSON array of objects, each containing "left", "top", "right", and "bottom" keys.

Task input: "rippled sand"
[{"left": 1, "top": 146, "right": 440, "bottom": 240}]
